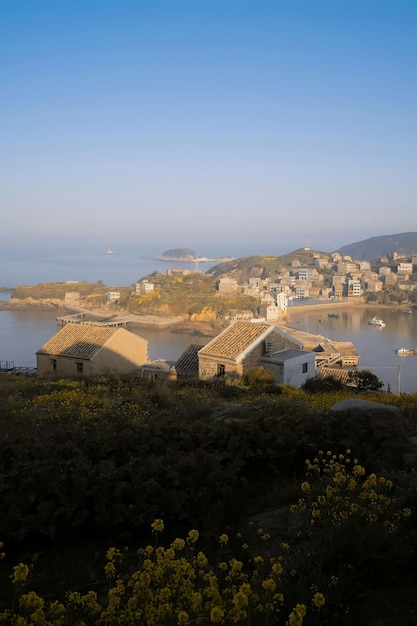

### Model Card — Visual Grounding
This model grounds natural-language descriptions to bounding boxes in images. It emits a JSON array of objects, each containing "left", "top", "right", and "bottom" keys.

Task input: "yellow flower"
[
  {"left": 210, "top": 606, "right": 225, "bottom": 623},
  {"left": 171, "top": 538, "right": 185, "bottom": 551},
  {"left": 196, "top": 551, "right": 208, "bottom": 568},
  {"left": 151, "top": 518, "right": 164, "bottom": 533},
  {"left": 219, "top": 534, "right": 228, "bottom": 545},
  {"left": 312, "top": 592, "right": 325, "bottom": 608},
  {"left": 177, "top": 610, "right": 189, "bottom": 625},
  {"left": 353, "top": 464, "right": 365, "bottom": 477},
  {"left": 262, "top": 578, "right": 276, "bottom": 592},
  {"left": 11, "top": 563, "right": 30, "bottom": 584},
  {"left": 187, "top": 529, "right": 199, "bottom": 543},
  {"left": 19, "top": 591, "right": 44, "bottom": 611},
  {"left": 272, "top": 562, "right": 283, "bottom": 576},
  {"left": 104, "top": 562, "right": 116, "bottom": 578},
  {"left": 233, "top": 590, "right": 249, "bottom": 610},
  {"left": 301, "top": 481, "right": 311, "bottom": 492},
  {"left": 295, "top": 603, "right": 307, "bottom": 617},
  {"left": 288, "top": 607, "right": 305, "bottom": 626}
]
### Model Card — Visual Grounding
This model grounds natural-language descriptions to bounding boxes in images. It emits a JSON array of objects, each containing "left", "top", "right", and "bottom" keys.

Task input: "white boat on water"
[
  {"left": 105, "top": 248, "right": 114, "bottom": 255},
  {"left": 396, "top": 347, "right": 416, "bottom": 356},
  {"left": 368, "top": 317, "right": 385, "bottom": 327}
]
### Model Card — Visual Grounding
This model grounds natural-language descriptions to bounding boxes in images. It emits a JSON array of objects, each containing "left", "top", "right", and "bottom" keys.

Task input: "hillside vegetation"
[
  {"left": 0, "top": 373, "right": 416, "bottom": 624},
  {"left": 207, "top": 249, "right": 329, "bottom": 282}
]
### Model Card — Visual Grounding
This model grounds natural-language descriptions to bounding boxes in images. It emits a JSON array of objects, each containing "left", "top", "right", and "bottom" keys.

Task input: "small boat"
[
  {"left": 396, "top": 348, "right": 416, "bottom": 356},
  {"left": 105, "top": 248, "right": 114, "bottom": 255},
  {"left": 368, "top": 317, "right": 385, "bottom": 327},
  {"left": 327, "top": 313, "right": 340, "bottom": 319}
]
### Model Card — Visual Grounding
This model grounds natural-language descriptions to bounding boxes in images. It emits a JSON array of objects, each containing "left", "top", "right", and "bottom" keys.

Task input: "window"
[
  {"left": 217, "top": 364, "right": 225, "bottom": 377},
  {"left": 302, "top": 362, "right": 308, "bottom": 374},
  {"left": 50, "top": 359, "right": 57, "bottom": 372},
  {"left": 76, "top": 362, "right": 84, "bottom": 374}
]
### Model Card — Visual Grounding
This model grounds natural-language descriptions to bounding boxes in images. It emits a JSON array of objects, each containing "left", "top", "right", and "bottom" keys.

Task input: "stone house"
[
  {"left": 36, "top": 324, "right": 149, "bottom": 377},
  {"left": 198, "top": 321, "right": 303, "bottom": 382},
  {"left": 137, "top": 359, "right": 177, "bottom": 381},
  {"left": 229, "top": 310, "right": 254, "bottom": 321},
  {"left": 218, "top": 277, "right": 239, "bottom": 293}
]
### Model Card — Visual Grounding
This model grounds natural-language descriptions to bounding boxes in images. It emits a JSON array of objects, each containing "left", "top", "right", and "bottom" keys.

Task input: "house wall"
[
  {"left": 92, "top": 333, "right": 148, "bottom": 374},
  {"left": 37, "top": 354, "right": 96, "bottom": 377},
  {"left": 262, "top": 352, "right": 316, "bottom": 387}
]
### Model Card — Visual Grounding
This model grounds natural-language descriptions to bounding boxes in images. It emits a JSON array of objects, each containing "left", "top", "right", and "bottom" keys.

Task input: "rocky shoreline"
[{"left": 0, "top": 298, "right": 62, "bottom": 311}]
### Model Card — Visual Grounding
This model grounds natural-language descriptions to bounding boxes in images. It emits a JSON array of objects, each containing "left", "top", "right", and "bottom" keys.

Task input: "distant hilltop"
[
  {"left": 156, "top": 248, "right": 235, "bottom": 263},
  {"left": 333, "top": 232, "right": 417, "bottom": 262}
]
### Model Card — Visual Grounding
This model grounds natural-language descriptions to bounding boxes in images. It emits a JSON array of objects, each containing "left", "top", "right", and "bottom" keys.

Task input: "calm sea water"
[
  {"left": 287, "top": 304, "right": 417, "bottom": 394},
  {"left": 0, "top": 247, "right": 220, "bottom": 288},
  {"left": 1, "top": 250, "right": 416, "bottom": 393}
]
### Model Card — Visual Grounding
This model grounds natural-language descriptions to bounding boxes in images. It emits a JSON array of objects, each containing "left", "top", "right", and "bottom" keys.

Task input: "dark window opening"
[
  {"left": 50, "top": 359, "right": 57, "bottom": 372},
  {"left": 76, "top": 362, "right": 84, "bottom": 374},
  {"left": 217, "top": 364, "right": 225, "bottom": 377},
  {"left": 302, "top": 362, "right": 308, "bottom": 374}
]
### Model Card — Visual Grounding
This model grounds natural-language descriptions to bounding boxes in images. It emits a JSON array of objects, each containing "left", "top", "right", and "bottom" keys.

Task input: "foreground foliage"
[
  {"left": 0, "top": 452, "right": 415, "bottom": 624},
  {"left": 0, "top": 375, "right": 416, "bottom": 622}
]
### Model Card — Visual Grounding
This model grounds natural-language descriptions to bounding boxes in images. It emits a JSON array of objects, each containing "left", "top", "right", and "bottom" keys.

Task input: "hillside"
[
  {"left": 334, "top": 232, "right": 417, "bottom": 261},
  {"left": 207, "top": 248, "right": 329, "bottom": 281}
]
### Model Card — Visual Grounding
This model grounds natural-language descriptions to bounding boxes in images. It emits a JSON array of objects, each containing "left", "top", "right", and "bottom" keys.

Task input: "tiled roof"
[
  {"left": 282, "top": 326, "right": 358, "bottom": 357},
  {"left": 175, "top": 344, "right": 202, "bottom": 377},
  {"left": 198, "top": 322, "right": 272, "bottom": 360},
  {"left": 37, "top": 324, "right": 121, "bottom": 360}
]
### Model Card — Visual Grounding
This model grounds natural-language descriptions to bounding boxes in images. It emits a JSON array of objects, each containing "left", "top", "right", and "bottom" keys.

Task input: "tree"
[{"left": 348, "top": 369, "right": 384, "bottom": 392}]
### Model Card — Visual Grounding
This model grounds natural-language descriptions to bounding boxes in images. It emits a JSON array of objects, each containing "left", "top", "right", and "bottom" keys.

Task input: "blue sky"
[{"left": 1, "top": 0, "right": 416, "bottom": 257}]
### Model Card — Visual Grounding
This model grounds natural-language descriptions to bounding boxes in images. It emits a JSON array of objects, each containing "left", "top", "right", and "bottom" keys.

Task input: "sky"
[{"left": 1, "top": 0, "right": 416, "bottom": 258}]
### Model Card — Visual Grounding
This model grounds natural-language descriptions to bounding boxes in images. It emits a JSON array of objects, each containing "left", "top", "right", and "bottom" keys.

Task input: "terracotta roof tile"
[
  {"left": 37, "top": 324, "right": 120, "bottom": 359},
  {"left": 175, "top": 344, "right": 202, "bottom": 376},
  {"left": 199, "top": 321, "right": 272, "bottom": 360}
]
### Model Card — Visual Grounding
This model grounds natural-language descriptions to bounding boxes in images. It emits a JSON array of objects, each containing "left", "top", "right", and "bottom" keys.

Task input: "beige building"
[
  {"left": 37, "top": 324, "right": 149, "bottom": 377},
  {"left": 135, "top": 279, "right": 155, "bottom": 295},
  {"left": 218, "top": 277, "right": 239, "bottom": 293}
]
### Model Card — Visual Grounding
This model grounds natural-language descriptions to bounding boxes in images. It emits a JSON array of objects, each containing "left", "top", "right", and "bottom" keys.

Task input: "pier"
[{"left": 56, "top": 313, "right": 128, "bottom": 328}]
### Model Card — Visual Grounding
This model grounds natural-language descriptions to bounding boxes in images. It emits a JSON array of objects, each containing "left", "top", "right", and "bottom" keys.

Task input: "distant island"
[{"left": 156, "top": 248, "right": 235, "bottom": 263}]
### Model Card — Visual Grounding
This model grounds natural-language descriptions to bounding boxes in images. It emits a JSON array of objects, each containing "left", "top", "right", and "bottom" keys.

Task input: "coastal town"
[{"left": 2, "top": 246, "right": 416, "bottom": 386}]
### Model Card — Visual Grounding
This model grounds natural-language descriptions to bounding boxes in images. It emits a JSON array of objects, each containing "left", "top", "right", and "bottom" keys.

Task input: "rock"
[
  {"left": 329, "top": 398, "right": 402, "bottom": 417},
  {"left": 327, "top": 398, "right": 417, "bottom": 469}
]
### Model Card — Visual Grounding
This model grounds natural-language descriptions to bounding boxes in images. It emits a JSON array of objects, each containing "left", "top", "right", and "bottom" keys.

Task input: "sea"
[{"left": 1, "top": 248, "right": 416, "bottom": 394}]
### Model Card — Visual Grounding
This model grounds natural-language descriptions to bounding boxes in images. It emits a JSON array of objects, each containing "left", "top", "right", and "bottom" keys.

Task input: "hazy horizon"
[{"left": 1, "top": 1, "right": 416, "bottom": 251}]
